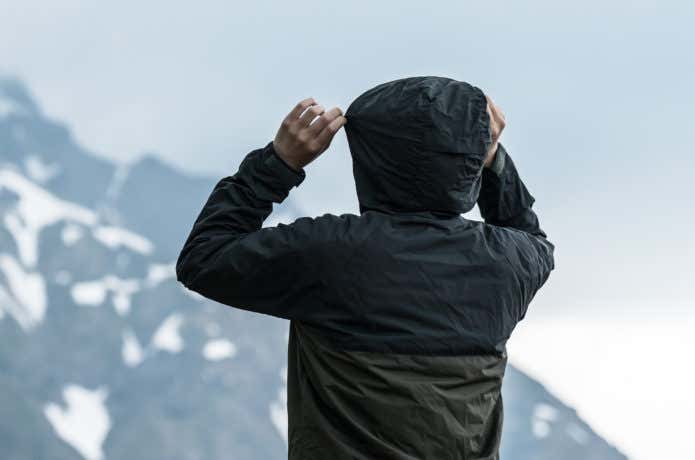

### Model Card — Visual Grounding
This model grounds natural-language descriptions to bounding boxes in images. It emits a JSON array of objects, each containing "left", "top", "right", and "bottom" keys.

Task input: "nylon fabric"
[{"left": 176, "top": 76, "right": 555, "bottom": 459}]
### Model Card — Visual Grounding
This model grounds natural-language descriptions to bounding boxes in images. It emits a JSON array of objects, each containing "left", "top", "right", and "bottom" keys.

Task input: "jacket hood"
[{"left": 344, "top": 76, "right": 492, "bottom": 217}]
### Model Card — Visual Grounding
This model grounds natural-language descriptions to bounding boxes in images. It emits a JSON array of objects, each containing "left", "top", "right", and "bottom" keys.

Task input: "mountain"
[{"left": 0, "top": 76, "right": 629, "bottom": 460}]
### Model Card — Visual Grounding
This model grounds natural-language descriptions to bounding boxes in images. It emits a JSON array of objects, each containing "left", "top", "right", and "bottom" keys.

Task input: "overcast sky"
[{"left": 2, "top": 1, "right": 693, "bottom": 458}]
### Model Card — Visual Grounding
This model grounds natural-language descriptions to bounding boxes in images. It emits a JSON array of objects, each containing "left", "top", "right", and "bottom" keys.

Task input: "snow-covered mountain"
[{"left": 0, "top": 76, "right": 629, "bottom": 460}]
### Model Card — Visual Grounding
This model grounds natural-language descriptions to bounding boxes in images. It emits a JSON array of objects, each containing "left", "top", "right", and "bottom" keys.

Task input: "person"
[{"left": 176, "top": 76, "right": 555, "bottom": 460}]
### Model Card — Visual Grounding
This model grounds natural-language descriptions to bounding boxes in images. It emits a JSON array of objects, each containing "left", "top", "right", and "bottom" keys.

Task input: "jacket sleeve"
[
  {"left": 476, "top": 142, "right": 555, "bottom": 320},
  {"left": 175, "top": 140, "right": 327, "bottom": 321}
]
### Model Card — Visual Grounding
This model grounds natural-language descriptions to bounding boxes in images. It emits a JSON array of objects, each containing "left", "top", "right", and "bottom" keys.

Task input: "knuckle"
[{"left": 311, "top": 119, "right": 326, "bottom": 131}]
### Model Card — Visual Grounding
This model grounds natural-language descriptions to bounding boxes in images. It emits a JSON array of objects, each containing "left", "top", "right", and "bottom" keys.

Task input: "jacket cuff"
[
  {"left": 261, "top": 140, "right": 306, "bottom": 189},
  {"left": 487, "top": 143, "right": 507, "bottom": 177},
  {"left": 477, "top": 143, "right": 536, "bottom": 222}
]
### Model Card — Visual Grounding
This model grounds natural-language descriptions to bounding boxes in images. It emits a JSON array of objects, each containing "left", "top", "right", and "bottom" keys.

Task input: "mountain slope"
[{"left": 0, "top": 76, "right": 628, "bottom": 460}]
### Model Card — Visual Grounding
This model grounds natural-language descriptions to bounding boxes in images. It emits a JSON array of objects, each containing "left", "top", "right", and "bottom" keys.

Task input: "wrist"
[
  {"left": 271, "top": 141, "right": 304, "bottom": 173},
  {"left": 486, "top": 142, "right": 507, "bottom": 176},
  {"left": 260, "top": 140, "right": 306, "bottom": 189}
]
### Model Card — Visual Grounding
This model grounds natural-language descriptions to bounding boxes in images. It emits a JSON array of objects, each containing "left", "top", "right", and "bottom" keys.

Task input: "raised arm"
[
  {"left": 175, "top": 99, "right": 346, "bottom": 320},
  {"left": 477, "top": 143, "right": 555, "bottom": 320},
  {"left": 477, "top": 142, "right": 548, "bottom": 237},
  {"left": 476, "top": 96, "right": 555, "bottom": 320}
]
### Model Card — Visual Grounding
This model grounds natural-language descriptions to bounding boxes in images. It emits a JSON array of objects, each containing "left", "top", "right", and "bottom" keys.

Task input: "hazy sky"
[
  {"left": 3, "top": 0, "right": 691, "bottom": 316},
  {"left": 2, "top": 1, "right": 693, "bottom": 458}
]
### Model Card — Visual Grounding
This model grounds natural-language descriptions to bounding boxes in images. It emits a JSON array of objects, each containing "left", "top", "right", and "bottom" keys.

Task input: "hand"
[
  {"left": 483, "top": 94, "right": 506, "bottom": 168},
  {"left": 272, "top": 98, "right": 347, "bottom": 171}
]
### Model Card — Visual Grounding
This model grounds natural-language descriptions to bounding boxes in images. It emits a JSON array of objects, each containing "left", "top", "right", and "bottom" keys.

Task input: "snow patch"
[
  {"left": 109, "top": 277, "right": 139, "bottom": 316},
  {"left": 71, "top": 281, "right": 107, "bottom": 306},
  {"left": 61, "top": 223, "right": 84, "bottom": 246},
  {"left": 121, "top": 329, "right": 144, "bottom": 367},
  {"left": 533, "top": 419, "right": 551, "bottom": 439},
  {"left": 0, "top": 253, "right": 47, "bottom": 330},
  {"left": 533, "top": 403, "right": 559, "bottom": 422},
  {"left": 531, "top": 403, "right": 559, "bottom": 439},
  {"left": 146, "top": 262, "right": 175, "bottom": 287},
  {"left": 151, "top": 313, "right": 184, "bottom": 353},
  {"left": 202, "top": 339, "right": 237, "bottom": 361},
  {"left": 270, "top": 366, "right": 289, "bottom": 445},
  {"left": 71, "top": 275, "right": 140, "bottom": 315},
  {"left": 1, "top": 169, "right": 155, "bottom": 266},
  {"left": 92, "top": 226, "right": 153, "bottom": 255},
  {"left": 24, "top": 155, "right": 60, "bottom": 184},
  {"left": 43, "top": 384, "right": 111, "bottom": 460},
  {"left": 0, "top": 169, "right": 97, "bottom": 267}
]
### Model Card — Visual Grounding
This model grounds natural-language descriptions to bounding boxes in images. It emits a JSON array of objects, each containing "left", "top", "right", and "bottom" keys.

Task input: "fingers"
[
  {"left": 485, "top": 94, "right": 503, "bottom": 121},
  {"left": 289, "top": 99, "right": 346, "bottom": 148},
  {"left": 484, "top": 94, "right": 506, "bottom": 141},
  {"left": 487, "top": 97, "right": 500, "bottom": 121},
  {"left": 298, "top": 104, "right": 325, "bottom": 127},
  {"left": 284, "top": 97, "right": 316, "bottom": 125},
  {"left": 276, "top": 98, "right": 346, "bottom": 166},
  {"left": 491, "top": 102, "right": 505, "bottom": 125},
  {"left": 314, "top": 113, "right": 347, "bottom": 151},
  {"left": 308, "top": 107, "right": 343, "bottom": 135},
  {"left": 495, "top": 104, "right": 506, "bottom": 132},
  {"left": 492, "top": 101, "right": 505, "bottom": 123}
]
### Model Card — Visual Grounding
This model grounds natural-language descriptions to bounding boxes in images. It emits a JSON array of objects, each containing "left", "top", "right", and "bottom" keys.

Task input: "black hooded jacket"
[{"left": 176, "top": 76, "right": 555, "bottom": 459}]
